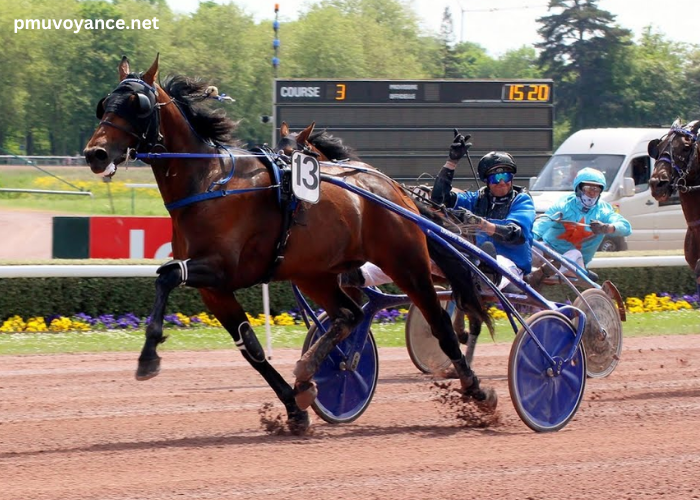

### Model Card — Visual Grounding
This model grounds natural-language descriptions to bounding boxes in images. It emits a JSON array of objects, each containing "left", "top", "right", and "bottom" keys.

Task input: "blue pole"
[{"left": 272, "top": 4, "right": 280, "bottom": 79}]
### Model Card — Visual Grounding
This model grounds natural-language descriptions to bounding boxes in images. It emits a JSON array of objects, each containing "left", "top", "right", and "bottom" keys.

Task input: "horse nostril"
[{"left": 84, "top": 148, "right": 108, "bottom": 164}]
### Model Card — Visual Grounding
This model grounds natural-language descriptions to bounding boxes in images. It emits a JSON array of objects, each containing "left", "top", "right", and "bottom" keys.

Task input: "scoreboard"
[{"left": 273, "top": 79, "right": 554, "bottom": 187}]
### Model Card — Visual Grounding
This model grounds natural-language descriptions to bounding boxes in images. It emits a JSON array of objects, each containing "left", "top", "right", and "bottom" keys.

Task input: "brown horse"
[
  {"left": 276, "top": 122, "right": 485, "bottom": 357},
  {"left": 649, "top": 119, "right": 700, "bottom": 295},
  {"left": 83, "top": 55, "right": 494, "bottom": 433}
]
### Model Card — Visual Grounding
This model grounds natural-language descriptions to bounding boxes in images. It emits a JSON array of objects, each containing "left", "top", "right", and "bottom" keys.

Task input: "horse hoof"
[
  {"left": 135, "top": 357, "right": 161, "bottom": 381},
  {"left": 476, "top": 387, "right": 498, "bottom": 412},
  {"left": 294, "top": 381, "right": 318, "bottom": 410},
  {"left": 287, "top": 411, "right": 312, "bottom": 435}
]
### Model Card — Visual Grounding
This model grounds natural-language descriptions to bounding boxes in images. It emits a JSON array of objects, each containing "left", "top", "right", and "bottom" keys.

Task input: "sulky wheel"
[
  {"left": 302, "top": 312, "right": 379, "bottom": 424},
  {"left": 405, "top": 286, "right": 456, "bottom": 374},
  {"left": 508, "top": 310, "right": 586, "bottom": 432},
  {"left": 573, "top": 288, "right": 623, "bottom": 378}
]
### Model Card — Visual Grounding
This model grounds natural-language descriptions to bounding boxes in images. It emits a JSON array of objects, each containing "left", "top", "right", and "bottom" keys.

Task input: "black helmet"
[{"left": 477, "top": 151, "right": 517, "bottom": 182}]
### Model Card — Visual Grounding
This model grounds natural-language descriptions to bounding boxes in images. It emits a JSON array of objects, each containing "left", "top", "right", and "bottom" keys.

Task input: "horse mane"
[
  {"left": 160, "top": 74, "right": 240, "bottom": 146},
  {"left": 308, "top": 129, "right": 361, "bottom": 161}
]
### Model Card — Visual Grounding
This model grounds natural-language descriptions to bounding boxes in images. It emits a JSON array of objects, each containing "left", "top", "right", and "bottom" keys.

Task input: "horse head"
[
  {"left": 84, "top": 54, "right": 162, "bottom": 177},
  {"left": 276, "top": 121, "right": 326, "bottom": 159},
  {"left": 276, "top": 122, "right": 360, "bottom": 162},
  {"left": 648, "top": 119, "right": 700, "bottom": 202}
]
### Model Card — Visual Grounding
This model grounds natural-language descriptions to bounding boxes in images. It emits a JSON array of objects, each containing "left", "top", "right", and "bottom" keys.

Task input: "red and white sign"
[{"left": 90, "top": 217, "right": 172, "bottom": 259}]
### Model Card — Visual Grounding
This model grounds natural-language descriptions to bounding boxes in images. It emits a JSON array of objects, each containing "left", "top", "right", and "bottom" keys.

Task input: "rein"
[{"left": 132, "top": 151, "right": 283, "bottom": 211}]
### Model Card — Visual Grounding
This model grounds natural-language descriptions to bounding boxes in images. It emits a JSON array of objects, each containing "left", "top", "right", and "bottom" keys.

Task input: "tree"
[
  {"left": 536, "top": 0, "right": 633, "bottom": 130},
  {"left": 624, "top": 28, "right": 691, "bottom": 127}
]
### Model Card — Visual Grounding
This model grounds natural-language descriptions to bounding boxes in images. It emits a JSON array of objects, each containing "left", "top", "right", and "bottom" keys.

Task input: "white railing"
[{"left": 0, "top": 255, "right": 687, "bottom": 279}]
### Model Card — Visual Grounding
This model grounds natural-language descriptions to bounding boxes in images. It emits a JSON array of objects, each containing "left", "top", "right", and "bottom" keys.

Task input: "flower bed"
[{"left": 1, "top": 294, "right": 697, "bottom": 333}]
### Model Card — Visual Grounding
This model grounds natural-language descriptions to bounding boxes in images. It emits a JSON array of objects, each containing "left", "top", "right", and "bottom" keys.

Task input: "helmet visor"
[{"left": 487, "top": 172, "right": 514, "bottom": 184}]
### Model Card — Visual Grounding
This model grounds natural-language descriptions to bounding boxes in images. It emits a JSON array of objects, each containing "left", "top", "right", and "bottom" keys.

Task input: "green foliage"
[
  {"left": 2, "top": 0, "right": 700, "bottom": 154},
  {"left": 0, "top": 266, "right": 694, "bottom": 322},
  {"left": 537, "top": 0, "right": 634, "bottom": 130},
  {"left": 0, "top": 277, "right": 303, "bottom": 321}
]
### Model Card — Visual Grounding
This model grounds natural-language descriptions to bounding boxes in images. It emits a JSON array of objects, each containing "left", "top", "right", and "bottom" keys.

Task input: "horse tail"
[{"left": 426, "top": 237, "right": 494, "bottom": 336}]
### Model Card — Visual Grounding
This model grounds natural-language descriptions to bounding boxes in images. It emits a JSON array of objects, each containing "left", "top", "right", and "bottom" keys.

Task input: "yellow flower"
[
  {"left": 273, "top": 312, "right": 296, "bottom": 326},
  {"left": 487, "top": 306, "right": 507, "bottom": 320},
  {"left": 0, "top": 315, "right": 27, "bottom": 332},
  {"left": 49, "top": 316, "right": 72, "bottom": 332},
  {"left": 175, "top": 312, "right": 191, "bottom": 327},
  {"left": 25, "top": 317, "right": 48, "bottom": 332}
]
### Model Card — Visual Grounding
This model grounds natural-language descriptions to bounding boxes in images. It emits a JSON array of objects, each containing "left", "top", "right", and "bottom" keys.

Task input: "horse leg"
[
  {"left": 463, "top": 315, "right": 482, "bottom": 367},
  {"left": 389, "top": 265, "right": 496, "bottom": 408},
  {"left": 135, "top": 260, "right": 187, "bottom": 379},
  {"left": 136, "top": 258, "right": 309, "bottom": 432},
  {"left": 199, "top": 289, "right": 310, "bottom": 433},
  {"left": 694, "top": 259, "right": 700, "bottom": 298},
  {"left": 292, "top": 276, "right": 364, "bottom": 409}
]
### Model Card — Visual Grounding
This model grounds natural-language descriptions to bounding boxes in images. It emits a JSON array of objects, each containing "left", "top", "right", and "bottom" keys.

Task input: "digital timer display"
[{"left": 502, "top": 83, "right": 551, "bottom": 102}]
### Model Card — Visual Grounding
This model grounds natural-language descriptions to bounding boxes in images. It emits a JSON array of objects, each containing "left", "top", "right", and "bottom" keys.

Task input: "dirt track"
[{"left": 2, "top": 334, "right": 700, "bottom": 500}]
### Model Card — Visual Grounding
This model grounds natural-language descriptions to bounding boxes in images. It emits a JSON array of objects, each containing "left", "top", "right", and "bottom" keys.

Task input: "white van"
[{"left": 528, "top": 128, "right": 685, "bottom": 251}]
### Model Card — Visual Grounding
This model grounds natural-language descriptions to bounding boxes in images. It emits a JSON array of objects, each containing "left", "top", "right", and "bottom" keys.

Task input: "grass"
[
  {"left": 0, "top": 165, "right": 168, "bottom": 216},
  {"left": 1, "top": 311, "right": 698, "bottom": 356}
]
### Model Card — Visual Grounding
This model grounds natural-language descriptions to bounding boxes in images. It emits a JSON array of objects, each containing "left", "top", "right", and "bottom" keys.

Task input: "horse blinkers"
[
  {"left": 96, "top": 96, "right": 107, "bottom": 120},
  {"left": 96, "top": 91, "right": 154, "bottom": 121},
  {"left": 648, "top": 138, "right": 660, "bottom": 160},
  {"left": 134, "top": 92, "right": 155, "bottom": 118}
]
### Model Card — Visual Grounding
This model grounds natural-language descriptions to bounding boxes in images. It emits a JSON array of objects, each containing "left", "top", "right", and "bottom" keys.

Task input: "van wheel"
[{"left": 599, "top": 237, "right": 624, "bottom": 252}]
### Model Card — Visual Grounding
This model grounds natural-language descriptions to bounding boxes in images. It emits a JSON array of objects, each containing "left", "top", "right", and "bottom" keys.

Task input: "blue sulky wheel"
[
  {"left": 302, "top": 313, "right": 379, "bottom": 424},
  {"left": 508, "top": 310, "right": 587, "bottom": 432}
]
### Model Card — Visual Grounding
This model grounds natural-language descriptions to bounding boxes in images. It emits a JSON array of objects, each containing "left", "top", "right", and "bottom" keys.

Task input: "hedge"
[{"left": 0, "top": 266, "right": 695, "bottom": 321}]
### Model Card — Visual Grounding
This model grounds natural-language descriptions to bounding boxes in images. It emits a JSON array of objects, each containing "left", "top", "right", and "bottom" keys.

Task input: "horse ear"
[
  {"left": 648, "top": 139, "right": 660, "bottom": 159},
  {"left": 672, "top": 117, "right": 683, "bottom": 128},
  {"left": 691, "top": 120, "right": 700, "bottom": 134},
  {"left": 118, "top": 56, "right": 130, "bottom": 81},
  {"left": 142, "top": 53, "right": 160, "bottom": 86},
  {"left": 296, "top": 122, "right": 316, "bottom": 145},
  {"left": 280, "top": 121, "right": 289, "bottom": 138}
]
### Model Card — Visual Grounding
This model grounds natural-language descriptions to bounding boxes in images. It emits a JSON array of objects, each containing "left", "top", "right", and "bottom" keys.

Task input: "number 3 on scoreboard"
[
  {"left": 291, "top": 151, "right": 321, "bottom": 204},
  {"left": 335, "top": 83, "right": 346, "bottom": 101}
]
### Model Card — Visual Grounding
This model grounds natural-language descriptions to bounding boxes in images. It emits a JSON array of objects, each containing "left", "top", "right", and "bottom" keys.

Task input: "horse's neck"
[{"left": 149, "top": 104, "right": 225, "bottom": 207}]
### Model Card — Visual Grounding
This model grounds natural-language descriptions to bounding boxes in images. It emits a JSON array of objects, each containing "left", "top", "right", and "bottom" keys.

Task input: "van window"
[
  {"left": 531, "top": 154, "right": 624, "bottom": 191},
  {"left": 624, "top": 156, "right": 650, "bottom": 193}
]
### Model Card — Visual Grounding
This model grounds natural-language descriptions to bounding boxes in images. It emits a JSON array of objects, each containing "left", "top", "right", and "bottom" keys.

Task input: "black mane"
[
  {"left": 309, "top": 129, "right": 361, "bottom": 161},
  {"left": 160, "top": 75, "right": 239, "bottom": 145}
]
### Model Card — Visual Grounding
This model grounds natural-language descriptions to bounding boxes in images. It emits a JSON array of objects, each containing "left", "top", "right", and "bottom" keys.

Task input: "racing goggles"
[
  {"left": 487, "top": 172, "right": 514, "bottom": 184},
  {"left": 580, "top": 184, "right": 603, "bottom": 196}
]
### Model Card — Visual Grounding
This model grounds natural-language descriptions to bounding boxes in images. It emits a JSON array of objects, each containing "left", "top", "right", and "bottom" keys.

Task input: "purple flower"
[
  {"left": 98, "top": 314, "right": 117, "bottom": 329},
  {"left": 74, "top": 313, "right": 99, "bottom": 326},
  {"left": 164, "top": 314, "right": 184, "bottom": 327}
]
